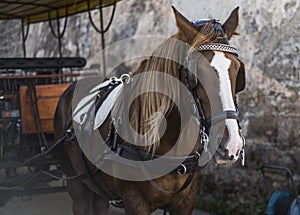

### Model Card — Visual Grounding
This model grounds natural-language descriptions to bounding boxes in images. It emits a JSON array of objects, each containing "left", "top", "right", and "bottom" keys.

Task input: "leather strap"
[
  {"left": 205, "top": 110, "right": 239, "bottom": 128},
  {"left": 110, "top": 142, "right": 199, "bottom": 175}
]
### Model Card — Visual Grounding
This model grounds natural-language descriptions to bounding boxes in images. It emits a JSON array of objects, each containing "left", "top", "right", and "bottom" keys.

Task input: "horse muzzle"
[{"left": 214, "top": 136, "right": 245, "bottom": 166}]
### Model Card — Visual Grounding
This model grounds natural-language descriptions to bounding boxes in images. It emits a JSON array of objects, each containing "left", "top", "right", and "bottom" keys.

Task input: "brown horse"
[{"left": 54, "top": 7, "right": 246, "bottom": 215}]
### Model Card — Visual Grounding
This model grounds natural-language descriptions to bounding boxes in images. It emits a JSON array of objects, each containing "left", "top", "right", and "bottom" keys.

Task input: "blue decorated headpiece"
[
  {"left": 192, "top": 18, "right": 228, "bottom": 43},
  {"left": 192, "top": 18, "right": 219, "bottom": 26}
]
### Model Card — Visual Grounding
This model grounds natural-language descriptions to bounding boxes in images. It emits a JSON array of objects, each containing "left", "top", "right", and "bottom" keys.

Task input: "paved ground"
[
  {"left": 0, "top": 192, "right": 212, "bottom": 215},
  {"left": 0, "top": 166, "right": 212, "bottom": 215}
]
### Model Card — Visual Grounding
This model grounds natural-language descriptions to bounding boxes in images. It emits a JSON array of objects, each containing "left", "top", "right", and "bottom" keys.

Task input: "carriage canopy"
[{"left": 0, "top": 0, "right": 120, "bottom": 24}]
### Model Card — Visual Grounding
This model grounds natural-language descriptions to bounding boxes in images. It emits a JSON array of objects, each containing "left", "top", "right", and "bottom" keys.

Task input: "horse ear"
[
  {"left": 222, "top": 7, "right": 239, "bottom": 40},
  {"left": 172, "top": 6, "right": 198, "bottom": 44}
]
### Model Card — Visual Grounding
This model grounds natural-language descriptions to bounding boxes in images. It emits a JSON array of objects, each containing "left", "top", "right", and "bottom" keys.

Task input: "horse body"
[
  {"left": 54, "top": 7, "right": 245, "bottom": 215},
  {"left": 55, "top": 80, "right": 200, "bottom": 214}
]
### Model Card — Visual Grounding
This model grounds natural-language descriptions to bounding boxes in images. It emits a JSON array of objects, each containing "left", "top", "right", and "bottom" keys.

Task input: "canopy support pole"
[
  {"left": 21, "top": 17, "right": 30, "bottom": 57},
  {"left": 48, "top": 8, "right": 68, "bottom": 58},
  {"left": 99, "top": 0, "right": 107, "bottom": 76},
  {"left": 88, "top": 0, "right": 117, "bottom": 76}
]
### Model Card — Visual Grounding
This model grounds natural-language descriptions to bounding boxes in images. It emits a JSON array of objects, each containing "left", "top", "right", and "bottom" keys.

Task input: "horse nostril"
[{"left": 230, "top": 155, "right": 234, "bottom": 160}]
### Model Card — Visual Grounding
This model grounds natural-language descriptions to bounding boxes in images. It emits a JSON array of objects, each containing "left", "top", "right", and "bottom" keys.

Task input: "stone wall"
[
  {"left": 0, "top": 20, "right": 22, "bottom": 57},
  {"left": 0, "top": 0, "right": 299, "bottom": 214}
]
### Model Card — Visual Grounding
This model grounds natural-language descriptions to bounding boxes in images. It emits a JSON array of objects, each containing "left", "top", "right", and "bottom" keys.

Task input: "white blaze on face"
[{"left": 210, "top": 51, "right": 243, "bottom": 159}]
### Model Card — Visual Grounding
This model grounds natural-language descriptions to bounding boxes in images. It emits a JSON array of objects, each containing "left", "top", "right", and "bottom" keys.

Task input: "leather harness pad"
[{"left": 72, "top": 81, "right": 123, "bottom": 129}]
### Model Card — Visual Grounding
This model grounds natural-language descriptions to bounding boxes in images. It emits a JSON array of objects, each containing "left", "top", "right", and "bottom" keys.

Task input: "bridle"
[
  {"left": 183, "top": 43, "right": 245, "bottom": 161},
  {"left": 182, "top": 19, "right": 246, "bottom": 158}
]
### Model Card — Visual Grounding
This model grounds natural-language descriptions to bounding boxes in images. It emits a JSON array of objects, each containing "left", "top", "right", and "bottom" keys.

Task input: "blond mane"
[{"left": 129, "top": 21, "right": 223, "bottom": 153}]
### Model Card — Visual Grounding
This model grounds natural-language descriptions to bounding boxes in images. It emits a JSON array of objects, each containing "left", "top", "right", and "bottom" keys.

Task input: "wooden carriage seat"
[
  {"left": 20, "top": 83, "right": 70, "bottom": 134},
  {"left": 0, "top": 57, "right": 85, "bottom": 134}
]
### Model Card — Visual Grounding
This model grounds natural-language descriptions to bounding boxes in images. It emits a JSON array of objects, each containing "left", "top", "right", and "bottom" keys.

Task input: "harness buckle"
[
  {"left": 241, "top": 136, "right": 246, "bottom": 166},
  {"left": 111, "top": 117, "right": 122, "bottom": 150},
  {"left": 120, "top": 74, "right": 131, "bottom": 84},
  {"left": 112, "top": 117, "right": 122, "bottom": 131},
  {"left": 177, "top": 164, "right": 187, "bottom": 175},
  {"left": 109, "top": 199, "right": 124, "bottom": 208},
  {"left": 66, "top": 129, "right": 75, "bottom": 142},
  {"left": 109, "top": 77, "right": 119, "bottom": 85},
  {"left": 195, "top": 151, "right": 201, "bottom": 160},
  {"left": 201, "top": 131, "right": 209, "bottom": 152},
  {"left": 109, "top": 74, "right": 131, "bottom": 85}
]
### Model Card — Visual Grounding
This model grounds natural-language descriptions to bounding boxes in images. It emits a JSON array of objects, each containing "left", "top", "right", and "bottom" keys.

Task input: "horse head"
[{"left": 173, "top": 7, "right": 246, "bottom": 166}]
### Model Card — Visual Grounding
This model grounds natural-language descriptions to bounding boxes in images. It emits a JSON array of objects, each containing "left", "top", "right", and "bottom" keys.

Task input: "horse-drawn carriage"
[
  {"left": 1, "top": 1, "right": 247, "bottom": 214},
  {"left": 0, "top": 0, "right": 118, "bottom": 206}
]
